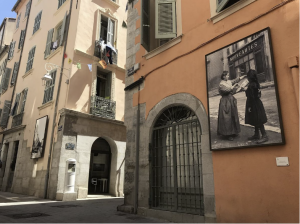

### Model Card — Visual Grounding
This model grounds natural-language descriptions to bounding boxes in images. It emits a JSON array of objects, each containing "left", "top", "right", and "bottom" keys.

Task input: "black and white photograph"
[
  {"left": 31, "top": 116, "right": 48, "bottom": 159},
  {"left": 205, "top": 28, "right": 285, "bottom": 151}
]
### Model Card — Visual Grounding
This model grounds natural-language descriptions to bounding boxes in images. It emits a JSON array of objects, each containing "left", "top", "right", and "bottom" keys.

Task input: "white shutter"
[
  {"left": 45, "top": 28, "right": 54, "bottom": 58},
  {"left": 59, "top": 12, "right": 68, "bottom": 46},
  {"left": 107, "top": 18, "right": 115, "bottom": 46},
  {"left": 141, "top": 0, "right": 150, "bottom": 51},
  {"left": 216, "top": 0, "right": 230, "bottom": 13},
  {"left": 155, "top": 0, "right": 176, "bottom": 39}
]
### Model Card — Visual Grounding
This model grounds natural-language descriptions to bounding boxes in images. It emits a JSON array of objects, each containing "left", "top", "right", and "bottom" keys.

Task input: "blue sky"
[{"left": 0, "top": 0, "right": 17, "bottom": 24}]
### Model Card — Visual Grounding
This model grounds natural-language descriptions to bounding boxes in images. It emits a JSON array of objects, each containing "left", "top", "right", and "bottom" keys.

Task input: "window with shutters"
[
  {"left": 33, "top": 11, "right": 42, "bottom": 35},
  {"left": 26, "top": 46, "right": 36, "bottom": 73},
  {"left": 18, "top": 30, "right": 25, "bottom": 49},
  {"left": 0, "top": 68, "right": 12, "bottom": 94},
  {"left": 16, "top": 13, "right": 21, "bottom": 29},
  {"left": 43, "top": 70, "right": 56, "bottom": 104},
  {"left": 210, "top": 0, "right": 256, "bottom": 23},
  {"left": 11, "top": 62, "right": 19, "bottom": 86},
  {"left": 8, "top": 41, "right": 16, "bottom": 60},
  {"left": 25, "top": 1, "right": 31, "bottom": 18},
  {"left": 11, "top": 88, "right": 28, "bottom": 128},
  {"left": 98, "top": 15, "right": 115, "bottom": 47},
  {"left": 58, "top": 0, "right": 67, "bottom": 9},
  {"left": 141, "top": 0, "right": 182, "bottom": 54},
  {"left": 0, "top": 100, "right": 11, "bottom": 128}
]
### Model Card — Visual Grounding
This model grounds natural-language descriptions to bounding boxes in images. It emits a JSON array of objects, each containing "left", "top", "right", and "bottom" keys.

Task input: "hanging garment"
[{"left": 52, "top": 41, "right": 58, "bottom": 50}]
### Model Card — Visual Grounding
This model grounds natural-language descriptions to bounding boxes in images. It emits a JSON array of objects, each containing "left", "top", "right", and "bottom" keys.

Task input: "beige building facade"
[{"left": 0, "top": 0, "right": 127, "bottom": 201}]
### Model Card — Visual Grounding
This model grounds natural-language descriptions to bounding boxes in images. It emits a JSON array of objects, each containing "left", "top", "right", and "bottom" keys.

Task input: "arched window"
[{"left": 150, "top": 106, "right": 204, "bottom": 215}]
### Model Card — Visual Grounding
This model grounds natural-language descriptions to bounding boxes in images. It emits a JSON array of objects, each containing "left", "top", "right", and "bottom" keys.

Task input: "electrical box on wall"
[{"left": 276, "top": 157, "right": 289, "bottom": 167}]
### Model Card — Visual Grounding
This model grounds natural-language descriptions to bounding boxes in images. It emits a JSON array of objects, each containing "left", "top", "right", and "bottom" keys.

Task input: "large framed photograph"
[
  {"left": 31, "top": 116, "right": 48, "bottom": 159},
  {"left": 205, "top": 27, "right": 285, "bottom": 151}
]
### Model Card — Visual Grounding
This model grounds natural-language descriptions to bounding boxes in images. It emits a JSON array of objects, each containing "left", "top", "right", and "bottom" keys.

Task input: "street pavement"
[{"left": 0, "top": 191, "right": 169, "bottom": 223}]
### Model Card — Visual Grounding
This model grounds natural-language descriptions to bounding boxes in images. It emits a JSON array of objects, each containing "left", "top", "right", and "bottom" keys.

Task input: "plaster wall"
[
  {"left": 125, "top": 0, "right": 299, "bottom": 222},
  {"left": 2, "top": 19, "right": 16, "bottom": 47}
]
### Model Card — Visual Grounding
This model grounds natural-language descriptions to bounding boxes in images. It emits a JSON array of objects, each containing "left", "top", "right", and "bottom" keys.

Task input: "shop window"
[
  {"left": 141, "top": 0, "right": 181, "bottom": 52},
  {"left": 16, "top": 13, "right": 21, "bottom": 29}
]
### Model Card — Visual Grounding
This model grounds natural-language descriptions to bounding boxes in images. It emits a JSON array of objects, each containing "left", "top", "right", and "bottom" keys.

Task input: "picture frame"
[
  {"left": 31, "top": 115, "right": 48, "bottom": 159},
  {"left": 205, "top": 27, "right": 285, "bottom": 151}
]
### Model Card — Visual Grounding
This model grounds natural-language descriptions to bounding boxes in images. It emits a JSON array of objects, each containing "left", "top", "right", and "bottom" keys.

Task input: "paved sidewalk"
[{"left": 0, "top": 191, "right": 169, "bottom": 223}]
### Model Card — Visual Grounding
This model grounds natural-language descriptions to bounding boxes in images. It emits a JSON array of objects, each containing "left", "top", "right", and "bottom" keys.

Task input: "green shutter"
[
  {"left": 45, "top": 28, "right": 54, "bottom": 59},
  {"left": 107, "top": 18, "right": 115, "bottom": 47},
  {"left": 216, "top": 0, "right": 230, "bottom": 13},
  {"left": 11, "top": 93, "right": 21, "bottom": 116},
  {"left": 19, "top": 30, "right": 25, "bottom": 49},
  {"left": 11, "top": 62, "right": 19, "bottom": 85},
  {"left": 26, "top": 46, "right": 36, "bottom": 72},
  {"left": 59, "top": 12, "right": 68, "bottom": 46},
  {"left": 20, "top": 88, "right": 28, "bottom": 113},
  {"left": 155, "top": 0, "right": 177, "bottom": 39},
  {"left": 1, "top": 68, "right": 12, "bottom": 93},
  {"left": 141, "top": 0, "right": 150, "bottom": 51},
  {"left": 0, "top": 100, "right": 11, "bottom": 128},
  {"left": 25, "top": 1, "right": 31, "bottom": 17},
  {"left": 16, "top": 14, "right": 21, "bottom": 29},
  {"left": 33, "top": 11, "right": 42, "bottom": 34}
]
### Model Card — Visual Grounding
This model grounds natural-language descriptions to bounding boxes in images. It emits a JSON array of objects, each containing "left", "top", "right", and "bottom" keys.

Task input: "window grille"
[
  {"left": 26, "top": 46, "right": 36, "bottom": 72},
  {"left": 58, "top": 0, "right": 67, "bottom": 9},
  {"left": 33, "top": 11, "right": 42, "bottom": 35},
  {"left": 43, "top": 70, "right": 56, "bottom": 104},
  {"left": 150, "top": 106, "right": 204, "bottom": 215}
]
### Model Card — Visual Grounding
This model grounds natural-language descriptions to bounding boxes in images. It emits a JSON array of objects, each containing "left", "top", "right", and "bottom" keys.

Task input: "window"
[
  {"left": 8, "top": 41, "right": 16, "bottom": 60},
  {"left": 18, "top": 30, "right": 25, "bottom": 49},
  {"left": 141, "top": 0, "right": 181, "bottom": 52},
  {"left": 43, "top": 70, "right": 56, "bottom": 104},
  {"left": 58, "top": 0, "right": 67, "bottom": 9},
  {"left": 26, "top": 46, "right": 36, "bottom": 72},
  {"left": 16, "top": 13, "right": 21, "bottom": 29},
  {"left": 11, "top": 88, "right": 28, "bottom": 116},
  {"left": 216, "top": 0, "right": 241, "bottom": 12},
  {"left": 0, "top": 100, "right": 11, "bottom": 128},
  {"left": 11, "top": 62, "right": 19, "bottom": 85},
  {"left": 44, "top": 13, "right": 67, "bottom": 59},
  {"left": 25, "top": 0, "right": 31, "bottom": 17},
  {"left": 33, "top": 11, "right": 42, "bottom": 35},
  {"left": 96, "top": 72, "right": 112, "bottom": 99},
  {"left": 99, "top": 15, "right": 115, "bottom": 47},
  {"left": 0, "top": 68, "right": 12, "bottom": 94}
]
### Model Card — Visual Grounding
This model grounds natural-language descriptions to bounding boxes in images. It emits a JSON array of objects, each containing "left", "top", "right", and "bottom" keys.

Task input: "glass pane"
[{"left": 250, "top": 59, "right": 256, "bottom": 70}]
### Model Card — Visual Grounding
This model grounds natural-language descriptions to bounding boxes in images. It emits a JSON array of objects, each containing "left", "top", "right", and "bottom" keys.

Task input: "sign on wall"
[
  {"left": 205, "top": 27, "right": 285, "bottom": 150},
  {"left": 31, "top": 116, "right": 48, "bottom": 159}
]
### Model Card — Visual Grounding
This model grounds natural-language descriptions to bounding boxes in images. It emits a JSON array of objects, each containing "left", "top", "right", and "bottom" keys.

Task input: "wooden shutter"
[
  {"left": 0, "top": 101, "right": 11, "bottom": 128},
  {"left": 105, "top": 73, "right": 112, "bottom": 98},
  {"left": 141, "top": 0, "right": 150, "bottom": 51},
  {"left": 25, "top": 1, "right": 31, "bottom": 17},
  {"left": 11, "top": 93, "right": 21, "bottom": 116},
  {"left": 33, "top": 11, "right": 42, "bottom": 34},
  {"left": 45, "top": 28, "right": 54, "bottom": 58},
  {"left": 19, "top": 88, "right": 28, "bottom": 113},
  {"left": 43, "top": 70, "right": 56, "bottom": 104},
  {"left": 1, "top": 68, "right": 12, "bottom": 93},
  {"left": 107, "top": 18, "right": 115, "bottom": 47},
  {"left": 11, "top": 62, "right": 19, "bottom": 85},
  {"left": 8, "top": 41, "right": 16, "bottom": 59},
  {"left": 16, "top": 14, "right": 21, "bottom": 29},
  {"left": 26, "top": 46, "right": 36, "bottom": 72},
  {"left": 19, "top": 30, "right": 25, "bottom": 49},
  {"left": 59, "top": 12, "right": 68, "bottom": 46},
  {"left": 216, "top": 0, "right": 230, "bottom": 13},
  {"left": 155, "top": 0, "right": 176, "bottom": 39}
]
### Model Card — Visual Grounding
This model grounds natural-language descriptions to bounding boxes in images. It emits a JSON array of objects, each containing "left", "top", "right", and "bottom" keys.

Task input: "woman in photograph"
[
  {"left": 217, "top": 71, "right": 246, "bottom": 141},
  {"left": 243, "top": 69, "right": 268, "bottom": 144}
]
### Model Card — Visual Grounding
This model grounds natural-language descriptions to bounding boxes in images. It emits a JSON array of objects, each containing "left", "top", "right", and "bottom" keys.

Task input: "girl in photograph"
[
  {"left": 217, "top": 71, "right": 246, "bottom": 141},
  {"left": 243, "top": 69, "right": 268, "bottom": 144}
]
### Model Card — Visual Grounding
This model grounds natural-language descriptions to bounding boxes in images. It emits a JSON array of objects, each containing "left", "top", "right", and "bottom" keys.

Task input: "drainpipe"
[
  {"left": 44, "top": 0, "right": 73, "bottom": 199},
  {"left": 134, "top": 84, "right": 140, "bottom": 214},
  {"left": 288, "top": 56, "right": 299, "bottom": 110}
]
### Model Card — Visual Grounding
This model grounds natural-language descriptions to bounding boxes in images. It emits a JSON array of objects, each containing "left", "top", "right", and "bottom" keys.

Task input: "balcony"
[
  {"left": 90, "top": 95, "right": 116, "bottom": 120},
  {"left": 94, "top": 40, "right": 118, "bottom": 65},
  {"left": 12, "top": 113, "right": 24, "bottom": 128}
]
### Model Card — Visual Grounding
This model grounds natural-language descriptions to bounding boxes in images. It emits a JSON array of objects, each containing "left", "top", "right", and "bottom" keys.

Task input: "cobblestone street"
[{"left": 0, "top": 192, "right": 169, "bottom": 223}]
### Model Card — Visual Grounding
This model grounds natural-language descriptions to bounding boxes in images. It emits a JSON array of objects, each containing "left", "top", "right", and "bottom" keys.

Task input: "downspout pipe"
[{"left": 44, "top": 0, "right": 73, "bottom": 199}]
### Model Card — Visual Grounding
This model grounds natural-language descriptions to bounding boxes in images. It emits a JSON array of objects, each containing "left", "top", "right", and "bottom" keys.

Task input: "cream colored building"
[{"left": 0, "top": 0, "right": 127, "bottom": 201}]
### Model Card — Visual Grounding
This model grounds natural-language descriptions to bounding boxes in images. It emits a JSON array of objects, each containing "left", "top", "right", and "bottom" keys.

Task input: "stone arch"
[{"left": 143, "top": 93, "right": 215, "bottom": 218}]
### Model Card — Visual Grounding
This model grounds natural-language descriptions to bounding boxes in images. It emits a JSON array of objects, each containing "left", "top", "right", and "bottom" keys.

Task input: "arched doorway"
[
  {"left": 88, "top": 138, "right": 111, "bottom": 194},
  {"left": 150, "top": 106, "right": 204, "bottom": 215}
]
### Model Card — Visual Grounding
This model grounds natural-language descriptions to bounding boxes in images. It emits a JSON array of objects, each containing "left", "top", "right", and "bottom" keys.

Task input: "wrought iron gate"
[{"left": 150, "top": 106, "right": 204, "bottom": 215}]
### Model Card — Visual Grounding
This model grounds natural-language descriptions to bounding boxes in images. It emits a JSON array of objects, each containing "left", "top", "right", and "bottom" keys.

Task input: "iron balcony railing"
[
  {"left": 12, "top": 113, "right": 24, "bottom": 128},
  {"left": 90, "top": 95, "right": 116, "bottom": 120},
  {"left": 94, "top": 40, "right": 118, "bottom": 65}
]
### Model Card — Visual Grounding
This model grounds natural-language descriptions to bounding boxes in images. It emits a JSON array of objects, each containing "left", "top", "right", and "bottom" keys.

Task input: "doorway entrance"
[{"left": 88, "top": 138, "right": 111, "bottom": 194}]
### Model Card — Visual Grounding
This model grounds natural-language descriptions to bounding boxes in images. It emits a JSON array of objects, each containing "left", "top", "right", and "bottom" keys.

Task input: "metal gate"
[{"left": 150, "top": 106, "right": 204, "bottom": 215}]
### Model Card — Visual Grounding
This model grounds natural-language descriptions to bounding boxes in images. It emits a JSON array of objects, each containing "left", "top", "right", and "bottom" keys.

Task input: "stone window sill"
[
  {"left": 23, "top": 68, "right": 34, "bottom": 78},
  {"left": 210, "top": 0, "right": 257, "bottom": 24},
  {"left": 54, "top": 0, "right": 70, "bottom": 16},
  {"left": 45, "top": 46, "right": 62, "bottom": 60},
  {"left": 30, "top": 28, "right": 41, "bottom": 40},
  {"left": 102, "top": 0, "right": 120, "bottom": 9},
  {"left": 143, "top": 35, "right": 183, "bottom": 60},
  {"left": 38, "top": 100, "right": 54, "bottom": 110}
]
